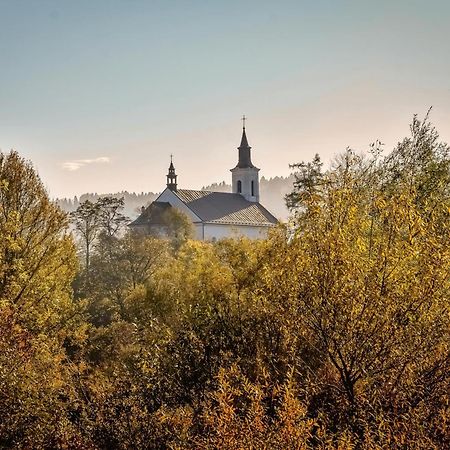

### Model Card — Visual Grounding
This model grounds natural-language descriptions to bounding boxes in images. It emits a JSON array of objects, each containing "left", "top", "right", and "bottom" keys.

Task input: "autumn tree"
[
  {"left": 160, "top": 207, "right": 194, "bottom": 249},
  {"left": 0, "top": 151, "right": 83, "bottom": 447},
  {"left": 0, "top": 150, "right": 77, "bottom": 329},
  {"left": 86, "top": 232, "right": 171, "bottom": 325},
  {"left": 273, "top": 115, "right": 450, "bottom": 444}
]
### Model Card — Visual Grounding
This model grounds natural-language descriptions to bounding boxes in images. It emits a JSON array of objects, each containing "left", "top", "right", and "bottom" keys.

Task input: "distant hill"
[
  {"left": 55, "top": 191, "right": 159, "bottom": 219},
  {"left": 56, "top": 175, "right": 295, "bottom": 221}
]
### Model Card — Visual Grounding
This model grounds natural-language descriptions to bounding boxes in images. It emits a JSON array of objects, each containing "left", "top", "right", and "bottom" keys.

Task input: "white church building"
[{"left": 129, "top": 124, "right": 278, "bottom": 240}]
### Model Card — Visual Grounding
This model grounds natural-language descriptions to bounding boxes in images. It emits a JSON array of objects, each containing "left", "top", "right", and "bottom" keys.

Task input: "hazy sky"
[{"left": 1, "top": 0, "right": 449, "bottom": 198}]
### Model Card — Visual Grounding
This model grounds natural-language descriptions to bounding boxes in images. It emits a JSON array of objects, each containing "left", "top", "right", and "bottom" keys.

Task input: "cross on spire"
[{"left": 242, "top": 115, "right": 246, "bottom": 129}]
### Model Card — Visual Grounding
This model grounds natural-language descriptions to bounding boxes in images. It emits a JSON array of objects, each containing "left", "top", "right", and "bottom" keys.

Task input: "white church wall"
[
  {"left": 203, "top": 223, "right": 270, "bottom": 241},
  {"left": 156, "top": 188, "right": 202, "bottom": 222},
  {"left": 155, "top": 188, "right": 274, "bottom": 241},
  {"left": 193, "top": 223, "right": 204, "bottom": 240}
]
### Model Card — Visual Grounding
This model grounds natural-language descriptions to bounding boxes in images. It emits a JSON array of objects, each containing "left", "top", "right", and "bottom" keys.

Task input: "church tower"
[
  {"left": 231, "top": 118, "right": 260, "bottom": 202},
  {"left": 166, "top": 156, "right": 177, "bottom": 191}
]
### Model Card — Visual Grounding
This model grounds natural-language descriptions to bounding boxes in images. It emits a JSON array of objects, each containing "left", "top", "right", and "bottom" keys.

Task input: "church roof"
[
  {"left": 173, "top": 189, "right": 277, "bottom": 226},
  {"left": 129, "top": 201, "right": 171, "bottom": 226}
]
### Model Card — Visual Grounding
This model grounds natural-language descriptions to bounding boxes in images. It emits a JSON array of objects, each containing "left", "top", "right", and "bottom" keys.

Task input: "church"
[{"left": 129, "top": 123, "right": 278, "bottom": 240}]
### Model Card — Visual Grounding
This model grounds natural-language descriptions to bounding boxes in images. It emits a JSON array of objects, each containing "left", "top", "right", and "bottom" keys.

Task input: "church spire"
[
  {"left": 166, "top": 155, "right": 177, "bottom": 191},
  {"left": 240, "top": 126, "right": 250, "bottom": 149},
  {"left": 231, "top": 116, "right": 260, "bottom": 202},
  {"left": 236, "top": 115, "right": 254, "bottom": 168}
]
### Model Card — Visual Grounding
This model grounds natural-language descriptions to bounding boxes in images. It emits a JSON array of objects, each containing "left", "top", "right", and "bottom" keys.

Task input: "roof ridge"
[{"left": 172, "top": 189, "right": 278, "bottom": 225}]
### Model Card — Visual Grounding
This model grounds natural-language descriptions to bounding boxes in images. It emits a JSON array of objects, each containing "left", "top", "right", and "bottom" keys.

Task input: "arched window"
[
  {"left": 251, "top": 180, "right": 254, "bottom": 196},
  {"left": 237, "top": 180, "right": 242, "bottom": 193}
]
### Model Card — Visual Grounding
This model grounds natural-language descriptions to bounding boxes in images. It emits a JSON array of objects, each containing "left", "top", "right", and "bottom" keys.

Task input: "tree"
[
  {"left": 160, "top": 207, "right": 194, "bottom": 249},
  {"left": 96, "top": 196, "right": 129, "bottom": 238},
  {"left": 0, "top": 150, "right": 77, "bottom": 328},
  {"left": 86, "top": 232, "right": 170, "bottom": 324},
  {"left": 71, "top": 196, "right": 129, "bottom": 290},
  {"left": 285, "top": 153, "right": 324, "bottom": 214},
  {"left": 277, "top": 115, "right": 450, "bottom": 442},
  {"left": 120, "top": 232, "right": 170, "bottom": 290},
  {"left": 70, "top": 199, "right": 101, "bottom": 276},
  {"left": 0, "top": 151, "right": 82, "bottom": 447}
]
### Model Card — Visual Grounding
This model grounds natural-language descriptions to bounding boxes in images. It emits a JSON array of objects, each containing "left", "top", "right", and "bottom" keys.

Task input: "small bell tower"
[
  {"left": 166, "top": 155, "right": 177, "bottom": 191},
  {"left": 230, "top": 116, "right": 260, "bottom": 202}
]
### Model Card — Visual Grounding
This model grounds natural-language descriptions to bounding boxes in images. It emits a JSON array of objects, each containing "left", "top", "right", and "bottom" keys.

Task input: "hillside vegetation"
[{"left": 1, "top": 115, "right": 448, "bottom": 449}]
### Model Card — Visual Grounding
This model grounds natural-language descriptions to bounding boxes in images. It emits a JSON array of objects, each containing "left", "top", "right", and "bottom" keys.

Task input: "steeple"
[
  {"left": 231, "top": 116, "right": 260, "bottom": 202},
  {"left": 236, "top": 116, "right": 254, "bottom": 168},
  {"left": 166, "top": 155, "right": 177, "bottom": 191},
  {"left": 240, "top": 126, "right": 249, "bottom": 148}
]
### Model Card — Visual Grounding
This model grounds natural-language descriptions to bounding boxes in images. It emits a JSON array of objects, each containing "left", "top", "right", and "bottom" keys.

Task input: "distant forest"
[{"left": 55, "top": 175, "right": 295, "bottom": 220}]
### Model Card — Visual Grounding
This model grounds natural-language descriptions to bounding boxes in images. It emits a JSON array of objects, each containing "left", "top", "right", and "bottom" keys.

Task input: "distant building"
[{"left": 129, "top": 124, "right": 278, "bottom": 240}]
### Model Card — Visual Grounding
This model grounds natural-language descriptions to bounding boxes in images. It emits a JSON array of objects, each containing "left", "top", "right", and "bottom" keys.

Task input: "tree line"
[
  {"left": 55, "top": 191, "right": 159, "bottom": 220},
  {"left": 0, "top": 114, "right": 448, "bottom": 448}
]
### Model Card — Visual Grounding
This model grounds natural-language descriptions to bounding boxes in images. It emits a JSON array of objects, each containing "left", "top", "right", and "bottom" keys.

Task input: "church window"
[
  {"left": 251, "top": 180, "right": 254, "bottom": 196},
  {"left": 237, "top": 180, "right": 242, "bottom": 193}
]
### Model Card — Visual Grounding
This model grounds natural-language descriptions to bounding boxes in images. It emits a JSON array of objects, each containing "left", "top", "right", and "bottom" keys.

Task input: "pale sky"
[{"left": 1, "top": 0, "right": 449, "bottom": 198}]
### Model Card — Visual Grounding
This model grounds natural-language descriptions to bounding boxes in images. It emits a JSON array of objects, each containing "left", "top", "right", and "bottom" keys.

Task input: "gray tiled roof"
[
  {"left": 129, "top": 201, "right": 171, "bottom": 226},
  {"left": 174, "top": 189, "right": 278, "bottom": 226}
]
